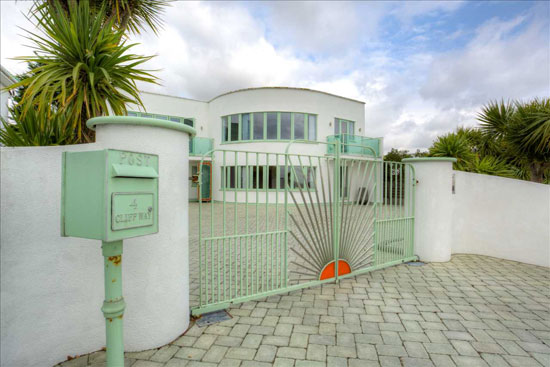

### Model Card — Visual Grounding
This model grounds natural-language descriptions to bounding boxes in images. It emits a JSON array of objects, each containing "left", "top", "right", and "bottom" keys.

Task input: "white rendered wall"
[
  {"left": 404, "top": 159, "right": 454, "bottom": 262},
  {"left": 0, "top": 123, "right": 191, "bottom": 367},
  {"left": 452, "top": 171, "right": 550, "bottom": 267},
  {"left": 0, "top": 89, "right": 9, "bottom": 121},
  {"left": 127, "top": 91, "right": 209, "bottom": 135}
]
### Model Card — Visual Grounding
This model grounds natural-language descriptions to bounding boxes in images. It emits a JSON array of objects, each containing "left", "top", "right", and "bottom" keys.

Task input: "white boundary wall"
[
  {"left": 407, "top": 158, "right": 550, "bottom": 268},
  {"left": 1, "top": 122, "right": 191, "bottom": 367},
  {"left": 452, "top": 171, "right": 550, "bottom": 267}
]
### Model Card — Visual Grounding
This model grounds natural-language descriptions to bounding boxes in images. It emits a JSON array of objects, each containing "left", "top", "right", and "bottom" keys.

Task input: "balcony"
[
  {"left": 327, "top": 134, "right": 381, "bottom": 157},
  {"left": 189, "top": 136, "right": 214, "bottom": 157}
]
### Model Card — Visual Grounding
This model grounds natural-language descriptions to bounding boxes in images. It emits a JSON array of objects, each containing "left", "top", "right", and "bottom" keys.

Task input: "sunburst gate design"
[{"left": 286, "top": 157, "right": 379, "bottom": 282}]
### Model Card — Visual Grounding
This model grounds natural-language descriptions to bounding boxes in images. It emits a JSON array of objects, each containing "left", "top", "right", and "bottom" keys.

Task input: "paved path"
[{"left": 60, "top": 254, "right": 550, "bottom": 367}]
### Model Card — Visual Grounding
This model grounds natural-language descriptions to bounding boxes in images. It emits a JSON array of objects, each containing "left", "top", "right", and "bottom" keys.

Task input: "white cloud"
[{"left": 1, "top": 1, "right": 548, "bottom": 153}]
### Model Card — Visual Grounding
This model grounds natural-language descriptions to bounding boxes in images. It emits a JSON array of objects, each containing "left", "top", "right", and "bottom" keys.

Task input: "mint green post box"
[
  {"left": 61, "top": 149, "right": 159, "bottom": 241},
  {"left": 61, "top": 148, "right": 159, "bottom": 366}
]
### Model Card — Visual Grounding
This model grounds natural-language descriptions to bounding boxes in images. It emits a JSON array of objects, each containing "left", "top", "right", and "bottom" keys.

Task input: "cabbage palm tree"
[
  {"left": 32, "top": 0, "right": 169, "bottom": 35},
  {"left": 467, "top": 155, "right": 514, "bottom": 178},
  {"left": 7, "top": 1, "right": 158, "bottom": 143},
  {"left": 478, "top": 99, "right": 550, "bottom": 183},
  {"left": 429, "top": 133, "right": 473, "bottom": 170}
]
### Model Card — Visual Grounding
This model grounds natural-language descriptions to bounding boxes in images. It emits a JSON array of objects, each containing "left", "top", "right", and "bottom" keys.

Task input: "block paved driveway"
[{"left": 64, "top": 253, "right": 550, "bottom": 367}]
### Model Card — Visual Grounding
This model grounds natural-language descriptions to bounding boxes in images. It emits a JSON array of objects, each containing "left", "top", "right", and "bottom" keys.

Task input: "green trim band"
[
  {"left": 402, "top": 157, "right": 457, "bottom": 163},
  {"left": 87, "top": 116, "right": 196, "bottom": 136}
]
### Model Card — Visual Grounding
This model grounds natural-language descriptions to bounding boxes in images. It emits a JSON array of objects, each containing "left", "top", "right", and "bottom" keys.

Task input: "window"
[
  {"left": 230, "top": 114, "right": 239, "bottom": 141},
  {"left": 222, "top": 112, "right": 318, "bottom": 142},
  {"left": 221, "top": 165, "right": 316, "bottom": 190},
  {"left": 335, "top": 118, "right": 355, "bottom": 135},
  {"left": 253, "top": 113, "right": 264, "bottom": 140},
  {"left": 308, "top": 115, "right": 317, "bottom": 140},
  {"left": 127, "top": 111, "right": 195, "bottom": 127},
  {"left": 280, "top": 112, "right": 291, "bottom": 140},
  {"left": 241, "top": 113, "right": 251, "bottom": 140},
  {"left": 294, "top": 113, "right": 304, "bottom": 140},
  {"left": 266, "top": 112, "right": 278, "bottom": 140},
  {"left": 222, "top": 116, "right": 228, "bottom": 142}
]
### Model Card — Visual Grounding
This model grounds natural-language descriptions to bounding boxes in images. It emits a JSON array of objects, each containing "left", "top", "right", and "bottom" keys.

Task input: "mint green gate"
[{"left": 192, "top": 140, "right": 416, "bottom": 315}]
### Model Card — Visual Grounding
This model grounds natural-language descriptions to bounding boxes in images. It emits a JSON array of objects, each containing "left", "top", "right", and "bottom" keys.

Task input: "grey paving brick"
[
  {"left": 273, "top": 357, "right": 295, "bottom": 367},
  {"left": 405, "top": 341, "right": 429, "bottom": 359},
  {"left": 423, "top": 343, "right": 457, "bottom": 355},
  {"left": 481, "top": 353, "right": 511, "bottom": 367},
  {"left": 430, "top": 354, "right": 456, "bottom": 367},
  {"left": 125, "top": 350, "right": 156, "bottom": 360},
  {"left": 356, "top": 343, "right": 377, "bottom": 360},
  {"left": 174, "top": 347, "right": 205, "bottom": 361},
  {"left": 213, "top": 336, "right": 242, "bottom": 347},
  {"left": 295, "top": 360, "right": 325, "bottom": 367},
  {"left": 193, "top": 334, "right": 217, "bottom": 350},
  {"left": 225, "top": 347, "right": 256, "bottom": 360},
  {"left": 379, "top": 355, "right": 402, "bottom": 367},
  {"left": 201, "top": 345, "right": 228, "bottom": 363},
  {"left": 327, "top": 356, "right": 348, "bottom": 367},
  {"left": 254, "top": 344, "right": 277, "bottom": 363},
  {"left": 376, "top": 344, "right": 407, "bottom": 357},
  {"left": 150, "top": 345, "right": 179, "bottom": 362},
  {"left": 451, "top": 355, "right": 489, "bottom": 367},
  {"left": 263, "top": 335, "right": 290, "bottom": 347},
  {"left": 306, "top": 343, "right": 326, "bottom": 362},
  {"left": 401, "top": 357, "right": 435, "bottom": 367},
  {"left": 132, "top": 361, "right": 164, "bottom": 367},
  {"left": 163, "top": 359, "right": 189, "bottom": 367},
  {"left": 327, "top": 345, "right": 357, "bottom": 358},
  {"left": 450, "top": 340, "right": 478, "bottom": 357},
  {"left": 470, "top": 342, "right": 505, "bottom": 354},
  {"left": 277, "top": 347, "right": 306, "bottom": 359},
  {"left": 503, "top": 355, "right": 544, "bottom": 367},
  {"left": 290, "top": 333, "right": 309, "bottom": 348},
  {"left": 172, "top": 336, "right": 197, "bottom": 348},
  {"left": 309, "top": 335, "right": 335, "bottom": 346},
  {"left": 241, "top": 334, "right": 263, "bottom": 349}
]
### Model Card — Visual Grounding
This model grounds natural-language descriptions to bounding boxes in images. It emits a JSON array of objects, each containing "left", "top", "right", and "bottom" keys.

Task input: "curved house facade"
[{"left": 127, "top": 87, "right": 383, "bottom": 202}]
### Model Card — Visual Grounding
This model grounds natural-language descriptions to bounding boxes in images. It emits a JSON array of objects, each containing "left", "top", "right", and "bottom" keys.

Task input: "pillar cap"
[
  {"left": 87, "top": 116, "right": 196, "bottom": 136},
  {"left": 402, "top": 157, "right": 457, "bottom": 163}
]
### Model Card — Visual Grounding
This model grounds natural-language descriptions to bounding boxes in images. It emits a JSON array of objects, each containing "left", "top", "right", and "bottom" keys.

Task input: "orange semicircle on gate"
[{"left": 319, "top": 260, "right": 351, "bottom": 280}]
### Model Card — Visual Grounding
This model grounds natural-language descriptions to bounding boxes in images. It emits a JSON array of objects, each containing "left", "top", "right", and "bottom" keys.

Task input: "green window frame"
[
  {"left": 127, "top": 110, "right": 195, "bottom": 127},
  {"left": 220, "top": 165, "right": 316, "bottom": 191},
  {"left": 221, "top": 111, "right": 317, "bottom": 143},
  {"left": 334, "top": 118, "right": 355, "bottom": 135}
]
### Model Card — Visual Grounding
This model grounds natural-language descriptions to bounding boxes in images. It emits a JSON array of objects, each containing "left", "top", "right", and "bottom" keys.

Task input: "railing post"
[{"left": 333, "top": 137, "right": 341, "bottom": 282}]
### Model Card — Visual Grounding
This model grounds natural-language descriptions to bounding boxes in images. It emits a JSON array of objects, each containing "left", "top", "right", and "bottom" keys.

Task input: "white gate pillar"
[
  {"left": 403, "top": 157, "right": 456, "bottom": 262},
  {"left": 89, "top": 116, "right": 195, "bottom": 351}
]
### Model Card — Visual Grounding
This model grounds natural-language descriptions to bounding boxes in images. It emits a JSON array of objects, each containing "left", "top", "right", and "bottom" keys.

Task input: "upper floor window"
[
  {"left": 334, "top": 118, "right": 355, "bottom": 135},
  {"left": 127, "top": 111, "right": 194, "bottom": 127},
  {"left": 222, "top": 112, "right": 317, "bottom": 143}
]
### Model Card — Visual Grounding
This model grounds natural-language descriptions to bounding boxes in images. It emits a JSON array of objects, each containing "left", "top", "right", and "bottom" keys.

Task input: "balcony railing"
[
  {"left": 327, "top": 134, "right": 381, "bottom": 157},
  {"left": 190, "top": 137, "right": 214, "bottom": 157}
]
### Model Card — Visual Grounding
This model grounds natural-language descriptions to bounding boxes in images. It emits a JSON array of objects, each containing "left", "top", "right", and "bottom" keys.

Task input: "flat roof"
[
  {"left": 209, "top": 87, "right": 366, "bottom": 104},
  {"left": 140, "top": 86, "right": 365, "bottom": 105}
]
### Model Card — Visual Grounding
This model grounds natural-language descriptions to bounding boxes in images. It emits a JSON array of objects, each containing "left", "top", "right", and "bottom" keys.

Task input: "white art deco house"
[{"left": 127, "top": 87, "right": 383, "bottom": 202}]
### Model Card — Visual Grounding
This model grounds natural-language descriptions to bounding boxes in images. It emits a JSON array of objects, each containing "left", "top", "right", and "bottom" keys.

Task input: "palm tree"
[
  {"left": 1, "top": 107, "right": 78, "bottom": 146},
  {"left": 478, "top": 99, "right": 550, "bottom": 183},
  {"left": 467, "top": 155, "right": 514, "bottom": 178},
  {"left": 7, "top": 1, "right": 158, "bottom": 143},
  {"left": 32, "top": 0, "right": 170, "bottom": 35},
  {"left": 429, "top": 133, "right": 474, "bottom": 170}
]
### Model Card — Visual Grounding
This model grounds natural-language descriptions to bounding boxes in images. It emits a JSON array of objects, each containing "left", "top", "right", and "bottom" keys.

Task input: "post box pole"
[{"left": 101, "top": 240, "right": 126, "bottom": 366}]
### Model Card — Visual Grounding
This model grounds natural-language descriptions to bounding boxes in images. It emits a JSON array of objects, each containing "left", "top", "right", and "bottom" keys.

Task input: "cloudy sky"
[{"left": 1, "top": 1, "right": 549, "bottom": 151}]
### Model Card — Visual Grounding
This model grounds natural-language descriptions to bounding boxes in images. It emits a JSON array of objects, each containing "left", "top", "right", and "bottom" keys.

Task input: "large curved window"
[
  {"left": 221, "top": 165, "right": 316, "bottom": 191},
  {"left": 221, "top": 112, "right": 317, "bottom": 143}
]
